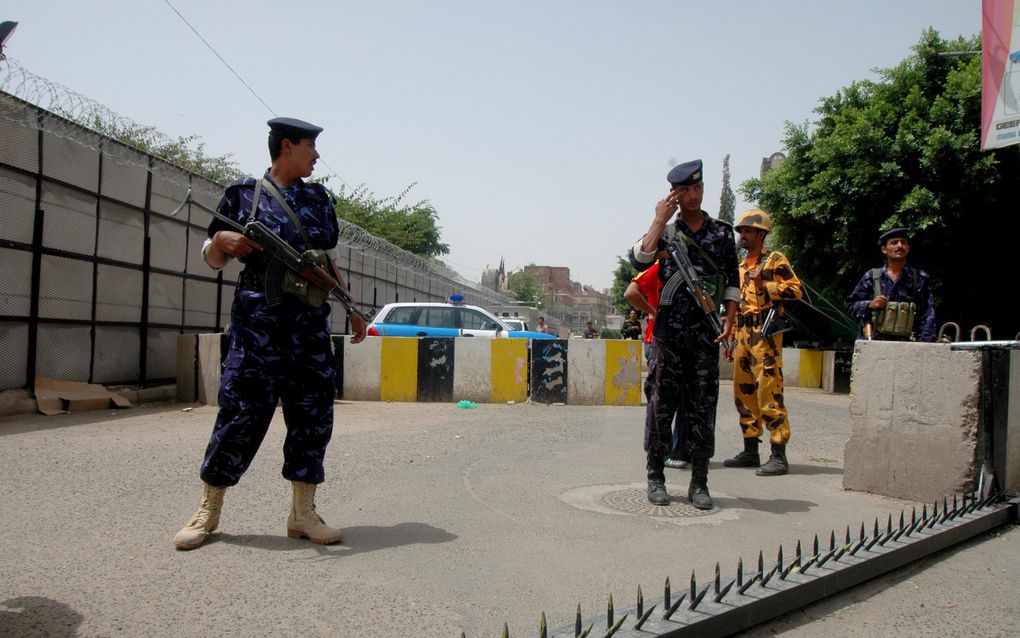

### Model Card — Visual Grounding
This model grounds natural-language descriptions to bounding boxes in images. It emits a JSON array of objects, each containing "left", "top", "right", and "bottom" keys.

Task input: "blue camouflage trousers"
[
  {"left": 200, "top": 291, "right": 336, "bottom": 487},
  {"left": 644, "top": 329, "right": 719, "bottom": 481}
]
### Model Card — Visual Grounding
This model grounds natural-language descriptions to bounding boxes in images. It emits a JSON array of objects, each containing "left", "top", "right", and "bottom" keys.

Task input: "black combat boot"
[
  {"left": 687, "top": 459, "right": 713, "bottom": 510},
  {"left": 647, "top": 480, "right": 669, "bottom": 506},
  {"left": 756, "top": 444, "right": 789, "bottom": 476},
  {"left": 723, "top": 438, "right": 760, "bottom": 468}
]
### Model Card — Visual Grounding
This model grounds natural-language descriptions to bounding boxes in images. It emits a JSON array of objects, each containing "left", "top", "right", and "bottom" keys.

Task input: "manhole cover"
[{"left": 599, "top": 487, "right": 719, "bottom": 517}]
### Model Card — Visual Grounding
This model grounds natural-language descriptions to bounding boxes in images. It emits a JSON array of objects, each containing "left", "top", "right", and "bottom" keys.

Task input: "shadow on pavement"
[
  {"left": 212, "top": 522, "right": 457, "bottom": 557},
  {"left": 0, "top": 595, "right": 84, "bottom": 637},
  {"left": 714, "top": 497, "right": 818, "bottom": 514}
]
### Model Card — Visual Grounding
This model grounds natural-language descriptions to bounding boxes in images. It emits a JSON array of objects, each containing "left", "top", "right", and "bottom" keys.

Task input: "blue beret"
[
  {"left": 267, "top": 117, "right": 323, "bottom": 140},
  {"left": 667, "top": 159, "right": 703, "bottom": 186},
  {"left": 878, "top": 227, "right": 910, "bottom": 245}
]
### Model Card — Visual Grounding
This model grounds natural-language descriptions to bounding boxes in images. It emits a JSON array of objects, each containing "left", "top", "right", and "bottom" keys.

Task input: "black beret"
[
  {"left": 267, "top": 117, "right": 323, "bottom": 140},
  {"left": 878, "top": 227, "right": 910, "bottom": 245},
  {"left": 667, "top": 159, "right": 703, "bottom": 186}
]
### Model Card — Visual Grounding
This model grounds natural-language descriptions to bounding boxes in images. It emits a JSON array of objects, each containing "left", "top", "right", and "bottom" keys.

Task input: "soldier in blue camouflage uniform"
[
  {"left": 629, "top": 159, "right": 739, "bottom": 510},
  {"left": 845, "top": 228, "right": 936, "bottom": 342},
  {"left": 173, "top": 118, "right": 367, "bottom": 550}
]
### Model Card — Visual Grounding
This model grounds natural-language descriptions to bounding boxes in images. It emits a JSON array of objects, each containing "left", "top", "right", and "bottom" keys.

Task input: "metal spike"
[
  {"left": 801, "top": 554, "right": 817, "bottom": 573},
  {"left": 736, "top": 557, "right": 743, "bottom": 587},
  {"left": 922, "top": 503, "right": 928, "bottom": 521},
  {"left": 664, "top": 577, "right": 671, "bottom": 612},
  {"left": 603, "top": 614, "right": 627, "bottom": 638},
  {"left": 830, "top": 530, "right": 836, "bottom": 552},
  {"left": 461, "top": 632, "right": 466, "bottom": 638},
  {"left": 816, "top": 546, "right": 836, "bottom": 567},
  {"left": 690, "top": 570, "right": 697, "bottom": 602},
  {"left": 777, "top": 545, "right": 784, "bottom": 572},
  {"left": 886, "top": 513, "right": 893, "bottom": 535},
  {"left": 813, "top": 534, "right": 819, "bottom": 557},
  {"left": 714, "top": 579, "right": 735, "bottom": 603},
  {"left": 636, "top": 585, "right": 643, "bottom": 618},
  {"left": 689, "top": 584, "right": 709, "bottom": 610},
  {"left": 634, "top": 604, "right": 656, "bottom": 631},
  {"left": 606, "top": 593, "right": 613, "bottom": 629},
  {"left": 952, "top": 493, "right": 958, "bottom": 515},
  {"left": 899, "top": 510, "right": 905, "bottom": 532},
  {"left": 942, "top": 496, "right": 949, "bottom": 519},
  {"left": 663, "top": 593, "right": 686, "bottom": 620},
  {"left": 540, "top": 612, "right": 547, "bottom": 638},
  {"left": 864, "top": 533, "right": 881, "bottom": 552},
  {"left": 848, "top": 525, "right": 854, "bottom": 545},
  {"left": 737, "top": 574, "right": 758, "bottom": 595},
  {"left": 757, "top": 550, "right": 764, "bottom": 581},
  {"left": 796, "top": 540, "right": 802, "bottom": 566},
  {"left": 893, "top": 525, "right": 908, "bottom": 542},
  {"left": 873, "top": 517, "right": 880, "bottom": 539},
  {"left": 502, "top": 622, "right": 509, "bottom": 638},
  {"left": 575, "top": 604, "right": 582, "bottom": 638},
  {"left": 714, "top": 562, "right": 721, "bottom": 594}
]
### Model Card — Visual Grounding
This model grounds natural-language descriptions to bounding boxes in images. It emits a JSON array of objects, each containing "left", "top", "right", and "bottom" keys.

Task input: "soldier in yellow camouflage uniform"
[{"left": 723, "top": 209, "right": 803, "bottom": 476}]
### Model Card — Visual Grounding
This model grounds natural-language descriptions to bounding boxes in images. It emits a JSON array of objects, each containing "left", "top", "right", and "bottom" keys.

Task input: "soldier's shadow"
[
  {"left": 213, "top": 522, "right": 457, "bottom": 558},
  {"left": 0, "top": 596, "right": 84, "bottom": 637},
  {"left": 713, "top": 497, "right": 817, "bottom": 514}
]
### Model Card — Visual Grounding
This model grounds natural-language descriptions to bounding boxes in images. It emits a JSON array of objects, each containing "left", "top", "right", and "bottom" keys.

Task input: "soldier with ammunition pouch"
[
  {"left": 722, "top": 209, "right": 803, "bottom": 476},
  {"left": 845, "top": 228, "right": 935, "bottom": 342},
  {"left": 173, "top": 117, "right": 367, "bottom": 550},
  {"left": 629, "top": 159, "right": 739, "bottom": 510}
]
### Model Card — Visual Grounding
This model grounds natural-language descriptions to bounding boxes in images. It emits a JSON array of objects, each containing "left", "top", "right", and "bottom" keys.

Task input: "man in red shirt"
[{"left": 625, "top": 263, "right": 688, "bottom": 470}]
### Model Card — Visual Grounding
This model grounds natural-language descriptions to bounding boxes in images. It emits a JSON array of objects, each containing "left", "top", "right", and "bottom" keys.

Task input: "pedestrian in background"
[{"left": 625, "top": 262, "right": 688, "bottom": 470}]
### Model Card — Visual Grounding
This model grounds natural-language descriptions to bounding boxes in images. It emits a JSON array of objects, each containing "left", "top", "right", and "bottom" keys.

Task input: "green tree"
[
  {"left": 740, "top": 28, "right": 1019, "bottom": 337},
  {"left": 332, "top": 182, "right": 450, "bottom": 257},
  {"left": 718, "top": 153, "right": 735, "bottom": 223},
  {"left": 507, "top": 270, "right": 542, "bottom": 306},
  {"left": 610, "top": 256, "right": 638, "bottom": 314}
]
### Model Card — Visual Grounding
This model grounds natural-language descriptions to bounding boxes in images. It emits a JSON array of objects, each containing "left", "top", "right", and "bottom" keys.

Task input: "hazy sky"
[{"left": 4, "top": 1, "right": 979, "bottom": 290}]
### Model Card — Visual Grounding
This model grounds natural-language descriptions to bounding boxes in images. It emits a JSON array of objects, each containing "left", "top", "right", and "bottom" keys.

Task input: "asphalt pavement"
[{"left": 0, "top": 383, "right": 1017, "bottom": 637}]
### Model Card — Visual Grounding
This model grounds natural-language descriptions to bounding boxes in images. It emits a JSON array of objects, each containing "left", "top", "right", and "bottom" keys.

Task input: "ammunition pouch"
[
  {"left": 281, "top": 249, "right": 331, "bottom": 308},
  {"left": 703, "top": 272, "right": 726, "bottom": 307},
  {"left": 872, "top": 301, "right": 915, "bottom": 338}
]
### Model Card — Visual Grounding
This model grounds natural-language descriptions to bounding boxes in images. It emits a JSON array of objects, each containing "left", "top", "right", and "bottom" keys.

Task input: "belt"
[
  {"left": 736, "top": 313, "right": 761, "bottom": 328},
  {"left": 238, "top": 266, "right": 266, "bottom": 291}
]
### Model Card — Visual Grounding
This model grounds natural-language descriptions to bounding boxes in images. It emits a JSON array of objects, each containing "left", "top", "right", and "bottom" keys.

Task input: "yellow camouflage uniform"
[{"left": 733, "top": 251, "right": 802, "bottom": 445}]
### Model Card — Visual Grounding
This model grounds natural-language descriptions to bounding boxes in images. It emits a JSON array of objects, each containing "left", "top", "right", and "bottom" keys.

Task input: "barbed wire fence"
[{"left": 0, "top": 57, "right": 507, "bottom": 303}]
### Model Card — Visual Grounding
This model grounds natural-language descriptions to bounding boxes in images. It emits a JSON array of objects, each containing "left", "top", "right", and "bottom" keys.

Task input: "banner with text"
[{"left": 982, "top": 0, "right": 1020, "bottom": 150}]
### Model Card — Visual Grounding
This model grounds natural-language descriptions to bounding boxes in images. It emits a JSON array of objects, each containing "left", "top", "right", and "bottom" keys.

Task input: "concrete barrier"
[
  {"left": 178, "top": 335, "right": 643, "bottom": 406},
  {"left": 843, "top": 341, "right": 982, "bottom": 501}
]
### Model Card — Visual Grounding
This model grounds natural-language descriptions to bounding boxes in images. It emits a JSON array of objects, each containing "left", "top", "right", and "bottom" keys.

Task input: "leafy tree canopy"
[
  {"left": 507, "top": 270, "right": 542, "bottom": 306},
  {"left": 610, "top": 255, "right": 638, "bottom": 315},
  {"left": 332, "top": 182, "right": 450, "bottom": 258},
  {"left": 719, "top": 153, "right": 736, "bottom": 224},
  {"left": 740, "top": 28, "right": 1019, "bottom": 338}
]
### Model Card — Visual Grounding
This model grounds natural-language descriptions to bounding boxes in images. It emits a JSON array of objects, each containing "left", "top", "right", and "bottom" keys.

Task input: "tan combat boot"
[
  {"left": 172, "top": 483, "right": 226, "bottom": 550},
  {"left": 287, "top": 481, "right": 343, "bottom": 544}
]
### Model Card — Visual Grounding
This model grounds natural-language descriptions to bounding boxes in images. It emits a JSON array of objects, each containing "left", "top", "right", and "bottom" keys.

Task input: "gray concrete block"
[{"left": 844, "top": 341, "right": 980, "bottom": 501}]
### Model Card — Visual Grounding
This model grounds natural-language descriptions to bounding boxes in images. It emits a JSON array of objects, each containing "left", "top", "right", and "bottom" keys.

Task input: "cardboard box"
[{"left": 34, "top": 377, "right": 132, "bottom": 415}]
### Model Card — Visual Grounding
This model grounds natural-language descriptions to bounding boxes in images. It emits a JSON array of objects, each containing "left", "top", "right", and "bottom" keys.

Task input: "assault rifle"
[
  {"left": 659, "top": 236, "right": 728, "bottom": 343},
  {"left": 170, "top": 189, "right": 372, "bottom": 322}
]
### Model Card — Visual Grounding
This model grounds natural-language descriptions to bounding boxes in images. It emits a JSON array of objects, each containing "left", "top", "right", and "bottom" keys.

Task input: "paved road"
[{"left": 0, "top": 384, "right": 1016, "bottom": 637}]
